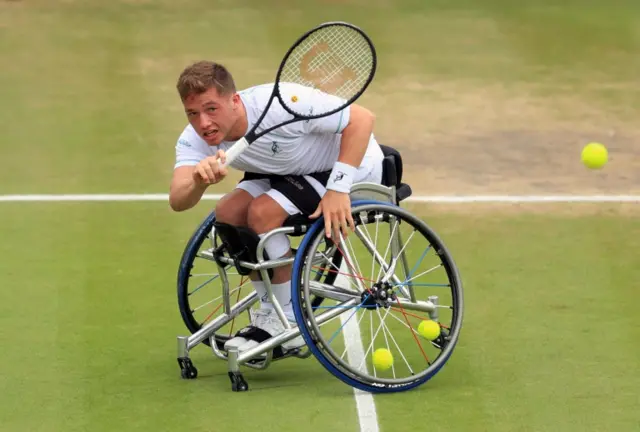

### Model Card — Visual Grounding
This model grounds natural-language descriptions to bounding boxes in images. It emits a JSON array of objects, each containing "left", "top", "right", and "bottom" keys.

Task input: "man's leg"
[
  {"left": 246, "top": 194, "right": 295, "bottom": 320},
  {"left": 246, "top": 172, "right": 332, "bottom": 325},
  {"left": 216, "top": 179, "right": 277, "bottom": 311},
  {"left": 220, "top": 191, "right": 299, "bottom": 355},
  {"left": 214, "top": 188, "right": 253, "bottom": 226},
  {"left": 227, "top": 172, "right": 335, "bottom": 354}
]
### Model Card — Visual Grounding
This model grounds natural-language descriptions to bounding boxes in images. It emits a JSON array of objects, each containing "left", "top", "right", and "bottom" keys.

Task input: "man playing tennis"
[{"left": 169, "top": 61, "right": 383, "bottom": 354}]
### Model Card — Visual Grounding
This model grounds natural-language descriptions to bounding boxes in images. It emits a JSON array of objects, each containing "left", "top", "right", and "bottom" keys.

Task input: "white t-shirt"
[{"left": 174, "top": 82, "right": 383, "bottom": 182}]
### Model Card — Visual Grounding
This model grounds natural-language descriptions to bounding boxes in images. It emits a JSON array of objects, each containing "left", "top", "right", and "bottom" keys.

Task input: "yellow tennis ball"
[
  {"left": 372, "top": 348, "right": 393, "bottom": 370},
  {"left": 291, "top": 95, "right": 298, "bottom": 102},
  {"left": 581, "top": 142, "right": 608, "bottom": 169},
  {"left": 418, "top": 320, "right": 441, "bottom": 341}
]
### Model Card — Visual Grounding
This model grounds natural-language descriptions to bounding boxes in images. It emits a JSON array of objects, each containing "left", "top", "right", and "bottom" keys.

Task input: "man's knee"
[
  {"left": 247, "top": 196, "right": 292, "bottom": 260},
  {"left": 215, "top": 189, "right": 253, "bottom": 225},
  {"left": 247, "top": 195, "right": 288, "bottom": 234}
]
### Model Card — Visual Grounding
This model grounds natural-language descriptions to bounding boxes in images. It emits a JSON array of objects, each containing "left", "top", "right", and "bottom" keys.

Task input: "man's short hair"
[{"left": 176, "top": 61, "right": 236, "bottom": 100}]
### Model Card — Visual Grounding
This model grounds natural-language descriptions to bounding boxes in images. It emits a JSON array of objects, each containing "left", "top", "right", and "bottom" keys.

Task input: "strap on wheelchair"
[{"left": 213, "top": 221, "right": 273, "bottom": 279}]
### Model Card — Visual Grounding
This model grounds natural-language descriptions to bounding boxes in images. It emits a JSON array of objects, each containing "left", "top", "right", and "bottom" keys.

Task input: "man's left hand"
[{"left": 310, "top": 190, "right": 355, "bottom": 242}]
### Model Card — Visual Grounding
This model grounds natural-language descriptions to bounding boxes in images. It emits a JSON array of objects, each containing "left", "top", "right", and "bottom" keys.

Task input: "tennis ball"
[
  {"left": 291, "top": 95, "right": 298, "bottom": 102},
  {"left": 372, "top": 348, "right": 393, "bottom": 370},
  {"left": 418, "top": 320, "right": 441, "bottom": 341},
  {"left": 581, "top": 142, "right": 608, "bottom": 169}
]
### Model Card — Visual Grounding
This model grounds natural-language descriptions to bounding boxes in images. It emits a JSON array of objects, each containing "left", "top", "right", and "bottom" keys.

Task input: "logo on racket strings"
[{"left": 300, "top": 41, "right": 356, "bottom": 94}]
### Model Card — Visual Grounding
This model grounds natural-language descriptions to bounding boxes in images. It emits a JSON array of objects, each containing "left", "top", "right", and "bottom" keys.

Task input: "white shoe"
[{"left": 224, "top": 309, "right": 305, "bottom": 355}]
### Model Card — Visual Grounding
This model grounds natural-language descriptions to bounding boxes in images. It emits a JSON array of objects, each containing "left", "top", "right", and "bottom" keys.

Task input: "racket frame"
[{"left": 223, "top": 21, "right": 377, "bottom": 166}]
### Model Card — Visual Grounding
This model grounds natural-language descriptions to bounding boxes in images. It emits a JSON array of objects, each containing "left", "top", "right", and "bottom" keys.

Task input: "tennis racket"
[{"left": 222, "top": 21, "right": 377, "bottom": 167}]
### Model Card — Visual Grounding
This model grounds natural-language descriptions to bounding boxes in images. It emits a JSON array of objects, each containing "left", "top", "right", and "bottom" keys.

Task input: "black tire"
[{"left": 177, "top": 212, "right": 217, "bottom": 343}]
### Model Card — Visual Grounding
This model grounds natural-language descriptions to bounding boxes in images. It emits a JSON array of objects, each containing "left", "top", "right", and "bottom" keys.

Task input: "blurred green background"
[{"left": 1, "top": 0, "right": 638, "bottom": 194}]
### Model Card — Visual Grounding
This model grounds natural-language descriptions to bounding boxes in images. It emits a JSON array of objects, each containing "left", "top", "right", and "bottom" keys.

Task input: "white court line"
[
  {"left": 0, "top": 194, "right": 639, "bottom": 202},
  {"left": 406, "top": 195, "right": 640, "bottom": 203},
  {"left": 336, "top": 264, "right": 379, "bottom": 432}
]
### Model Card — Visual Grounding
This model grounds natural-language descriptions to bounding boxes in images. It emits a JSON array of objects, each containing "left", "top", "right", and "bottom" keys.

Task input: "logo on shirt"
[
  {"left": 304, "top": 106, "right": 314, "bottom": 124},
  {"left": 178, "top": 139, "right": 191, "bottom": 148},
  {"left": 271, "top": 141, "right": 281, "bottom": 156}
]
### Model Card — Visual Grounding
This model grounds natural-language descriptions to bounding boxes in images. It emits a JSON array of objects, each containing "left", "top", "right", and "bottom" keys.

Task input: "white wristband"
[{"left": 326, "top": 162, "right": 357, "bottom": 193}]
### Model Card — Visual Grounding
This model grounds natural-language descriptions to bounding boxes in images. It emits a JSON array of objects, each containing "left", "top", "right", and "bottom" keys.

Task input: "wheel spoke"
[
  {"left": 402, "top": 263, "right": 443, "bottom": 285},
  {"left": 327, "top": 293, "right": 372, "bottom": 345},
  {"left": 191, "top": 282, "right": 249, "bottom": 312},
  {"left": 376, "top": 307, "right": 414, "bottom": 376}
]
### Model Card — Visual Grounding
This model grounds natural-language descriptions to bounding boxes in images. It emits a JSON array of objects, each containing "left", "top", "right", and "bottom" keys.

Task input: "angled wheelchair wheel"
[
  {"left": 291, "top": 200, "right": 464, "bottom": 393},
  {"left": 177, "top": 212, "right": 343, "bottom": 348}
]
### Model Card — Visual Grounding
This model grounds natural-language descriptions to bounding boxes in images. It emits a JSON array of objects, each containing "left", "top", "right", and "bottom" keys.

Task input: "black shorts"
[{"left": 238, "top": 171, "right": 332, "bottom": 216}]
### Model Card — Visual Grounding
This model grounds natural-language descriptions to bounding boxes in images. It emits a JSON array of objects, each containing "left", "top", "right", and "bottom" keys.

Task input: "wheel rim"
[{"left": 297, "top": 204, "right": 464, "bottom": 387}]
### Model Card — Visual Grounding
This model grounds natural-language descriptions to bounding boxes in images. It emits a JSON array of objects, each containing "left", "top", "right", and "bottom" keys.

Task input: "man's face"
[{"left": 183, "top": 87, "right": 239, "bottom": 146}]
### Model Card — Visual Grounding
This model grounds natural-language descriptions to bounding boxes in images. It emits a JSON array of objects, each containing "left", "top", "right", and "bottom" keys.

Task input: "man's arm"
[
  {"left": 330, "top": 103, "right": 375, "bottom": 184},
  {"left": 310, "top": 103, "right": 376, "bottom": 240},
  {"left": 169, "top": 150, "right": 228, "bottom": 212},
  {"left": 169, "top": 166, "right": 209, "bottom": 212}
]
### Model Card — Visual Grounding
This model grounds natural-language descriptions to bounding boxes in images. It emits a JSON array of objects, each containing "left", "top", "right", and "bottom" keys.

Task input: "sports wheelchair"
[{"left": 176, "top": 145, "right": 464, "bottom": 393}]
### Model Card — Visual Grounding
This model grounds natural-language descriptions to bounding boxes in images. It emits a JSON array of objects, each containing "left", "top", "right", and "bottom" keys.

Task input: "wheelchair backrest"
[{"left": 380, "top": 144, "right": 404, "bottom": 187}]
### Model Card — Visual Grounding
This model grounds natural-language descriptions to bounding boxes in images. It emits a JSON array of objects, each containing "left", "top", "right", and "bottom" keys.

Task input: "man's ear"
[{"left": 231, "top": 93, "right": 240, "bottom": 109}]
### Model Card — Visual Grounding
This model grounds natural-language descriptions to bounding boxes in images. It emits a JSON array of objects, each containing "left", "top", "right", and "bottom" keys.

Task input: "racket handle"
[{"left": 222, "top": 137, "right": 249, "bottom": 168}]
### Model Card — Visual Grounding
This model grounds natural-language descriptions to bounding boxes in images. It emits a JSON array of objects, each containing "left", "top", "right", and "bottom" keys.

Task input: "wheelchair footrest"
[{"left": 213, "top": 334, "right": 303, "bottom": 366}]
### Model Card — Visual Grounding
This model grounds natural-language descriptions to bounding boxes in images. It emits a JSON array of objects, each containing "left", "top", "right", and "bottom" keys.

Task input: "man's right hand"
[{"left": 193, "top": 150, "right": 228, "bottom": 185}]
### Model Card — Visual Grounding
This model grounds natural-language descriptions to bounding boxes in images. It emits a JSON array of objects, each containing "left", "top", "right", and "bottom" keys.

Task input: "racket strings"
[
  {"left": 296, "top": 30, "right": 370, "bottom": 95},
  {"left": 310, "top": 29, "right": 371, "bottom": 92},
  {"left": 280, "top": 25, "right": 374, "bottom": 113}
]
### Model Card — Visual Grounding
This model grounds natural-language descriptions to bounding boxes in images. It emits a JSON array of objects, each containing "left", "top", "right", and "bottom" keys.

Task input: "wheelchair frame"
[
  {"left": 176, "top": 148, "right": 464, "bottom": 393},
  {"left": 177, "top": 182, "right": 404, "bottom": 385}
]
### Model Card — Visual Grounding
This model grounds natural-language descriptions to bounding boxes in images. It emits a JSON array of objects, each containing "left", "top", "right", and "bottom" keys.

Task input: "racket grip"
[{"left": 222, "top": 137, "right": 249, "bottom": 168}]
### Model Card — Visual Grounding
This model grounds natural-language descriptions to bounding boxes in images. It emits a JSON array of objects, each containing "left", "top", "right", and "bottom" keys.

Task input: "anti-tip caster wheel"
[
  {"left": 178, "top": 358, "right": 198, "bottom": 380},
  {"left": 228, "top": 371, "right": 249, "bottom": 392}
]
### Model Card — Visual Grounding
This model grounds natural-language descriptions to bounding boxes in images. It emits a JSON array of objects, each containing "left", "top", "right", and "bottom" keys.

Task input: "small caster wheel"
[
  {"left": 181, "top": 366, "right": 198, "bottom": 379},
  {"left": 435, "top": 328, "right": 450, "bottom": 349},
  {"left": 228, "top": 371, "right": 249, "bottom": 392},
  {"left": 177, "top": 357, "right": 198, "bottom": 380}
]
